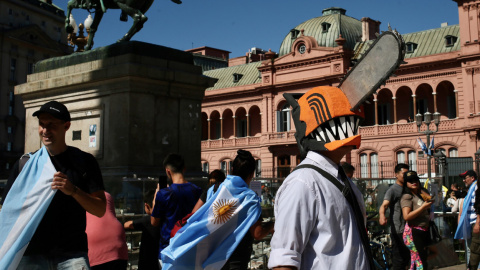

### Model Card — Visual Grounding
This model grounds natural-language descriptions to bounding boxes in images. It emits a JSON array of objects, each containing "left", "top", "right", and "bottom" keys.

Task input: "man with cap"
[
  {"left": 0, "top": 101, "right": 106, "bottom": 269},
  {"left": 455, "top": 170, "right": 479, "bottom": 269}
]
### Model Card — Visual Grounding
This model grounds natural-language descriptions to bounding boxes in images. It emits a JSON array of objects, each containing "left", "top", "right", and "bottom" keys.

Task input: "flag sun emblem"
[{"left": 212, "top": 199, "right": 237, "bottom": 224}]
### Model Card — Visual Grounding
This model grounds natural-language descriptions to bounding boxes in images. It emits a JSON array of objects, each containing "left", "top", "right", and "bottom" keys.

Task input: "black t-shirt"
[
  {"left": 2, "top": 146, "right": 105, "bottom": 256},
  {"left": 221, "top": 215, "right": 262, "bottom": 270},
  {"left": 133, "top": 216, "right": 161, "bottom": 270}
]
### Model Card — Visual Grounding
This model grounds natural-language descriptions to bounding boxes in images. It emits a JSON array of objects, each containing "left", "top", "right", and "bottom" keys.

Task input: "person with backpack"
[{"left": 0, "top": 100, "right": 106, "bottom": 270}]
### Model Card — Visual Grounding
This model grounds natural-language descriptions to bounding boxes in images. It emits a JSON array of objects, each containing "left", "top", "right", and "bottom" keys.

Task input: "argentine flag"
[
  {"left": 161, "top": 175, "right": 261, "bottom": 270},
  {"left": 0, "top": 147, "right": 56, "bottom": 269}
]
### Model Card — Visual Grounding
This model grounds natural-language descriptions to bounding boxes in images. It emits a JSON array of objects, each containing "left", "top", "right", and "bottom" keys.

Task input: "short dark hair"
[
  {"left": 395, "top": 163, "right": 409, "bottom": 173},
  {"left": 144, "top": 190, "right": 155, "bottom": 206},
  {"left": 340, "top": 162, "right": 355, "bottom": 175},
  {"left": 209, "top": 169, "right": 226, "bottom": 184},
  {"left": 163, "top": 153, "right": 185, "bottom": 173},
  {"left": 231, "top": 149, "right": 256, "bottom": 181}
]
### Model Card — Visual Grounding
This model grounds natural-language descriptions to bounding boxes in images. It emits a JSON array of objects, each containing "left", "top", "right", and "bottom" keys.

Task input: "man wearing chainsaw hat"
[{"left": 268, "top": 30, "right": 406, "bottom": 270}]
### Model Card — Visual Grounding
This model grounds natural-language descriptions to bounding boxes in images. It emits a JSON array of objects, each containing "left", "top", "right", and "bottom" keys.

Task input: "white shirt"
[{"left": 268, "top": 151, "right": 369, "bottom": 270}]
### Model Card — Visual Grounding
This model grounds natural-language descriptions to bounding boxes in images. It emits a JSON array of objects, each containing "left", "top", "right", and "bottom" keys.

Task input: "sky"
[{"left": 57, "top": 0, "right": 460, "bottom": 58}]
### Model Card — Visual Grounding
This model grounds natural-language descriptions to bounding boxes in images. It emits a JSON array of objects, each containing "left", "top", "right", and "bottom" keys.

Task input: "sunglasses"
[{"left": 406, "top": 178, "right": 419, "bottom": 183}]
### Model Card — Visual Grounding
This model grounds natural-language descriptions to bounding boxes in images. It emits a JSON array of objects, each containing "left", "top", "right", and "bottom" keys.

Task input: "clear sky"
[{"left": 57, "top": 0, "right": 459, "bottom": 58}]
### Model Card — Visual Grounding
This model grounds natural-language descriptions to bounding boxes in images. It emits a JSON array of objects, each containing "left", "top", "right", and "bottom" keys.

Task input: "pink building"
[{"left": 198, "top": 2, "right": 480, "bottom": 183}]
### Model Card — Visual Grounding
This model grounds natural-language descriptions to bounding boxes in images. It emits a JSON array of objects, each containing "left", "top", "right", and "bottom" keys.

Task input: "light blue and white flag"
[
  {"left": 161, "top": 175, "right": 261, "bottom": 270},
  {"left": 0, "top": 147, "right": 56, "bottom": 270},
  {"left": 417, "top": 137, "right": 427, "bottom": 153},
  {"left": 455, "top": 181, "right": 477, "bottom": 240}
]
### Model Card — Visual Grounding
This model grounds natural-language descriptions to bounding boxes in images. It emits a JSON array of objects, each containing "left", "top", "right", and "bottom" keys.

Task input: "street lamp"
[
  {"left": 67, "top": 14, "right": 93, "bottom": 52},
  {"left": 415, "top": 111, "right": 441, "bottom": 187}
]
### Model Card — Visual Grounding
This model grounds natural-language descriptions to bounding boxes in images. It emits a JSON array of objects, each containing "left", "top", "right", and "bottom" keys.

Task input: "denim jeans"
[{"left": 17, "top": 252, "right": 90, "bottom": 270}]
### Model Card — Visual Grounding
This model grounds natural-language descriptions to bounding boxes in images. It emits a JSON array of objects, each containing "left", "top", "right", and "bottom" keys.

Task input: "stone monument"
[{"left": 15, "top": 41, "right": 217, "bottom": 190}]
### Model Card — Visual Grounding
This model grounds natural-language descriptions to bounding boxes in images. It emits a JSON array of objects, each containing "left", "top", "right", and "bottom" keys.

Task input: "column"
[
  {"left": 374, "top": 99, "right": 378, "bottom": 125},
  {"left": 232, "top": 115, "right": 236, "bottom": 138},
  {"left": 207, "top": 118, "right": 211, "bottom": 140},
  {"left": 412, "top": 95, "right": 417, "bottom": 115},
  {"left": 432, "top": 92, "right": 437, "bottom": 113},
  {"left": 454, "top": 90, "right": 459, "bottom": 118},
  {"left": 392, "top": 97, "right": 397, "bottom": 123},
  {"left": 246, "top": 114, "right": 250, "bottom": 137},
  {"left": 220, "top": 117, "right": 223, "bottom": 139}
]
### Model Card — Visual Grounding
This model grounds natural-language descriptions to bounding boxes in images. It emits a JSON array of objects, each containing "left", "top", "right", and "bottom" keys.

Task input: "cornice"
[
  {"left": 387, "top": 71, "right": 457, "bottom": 84},
  {"left": 260, "top": 53, "right": 346, "bottom": 73}
]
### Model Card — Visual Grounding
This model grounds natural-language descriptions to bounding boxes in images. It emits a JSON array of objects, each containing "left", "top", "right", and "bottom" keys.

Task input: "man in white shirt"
[
  {"left": 268, "top": 87, "right": 374, "bottom": 270},
  {"left": 455, "top": 170, "right": 479, "bottom": 269}
]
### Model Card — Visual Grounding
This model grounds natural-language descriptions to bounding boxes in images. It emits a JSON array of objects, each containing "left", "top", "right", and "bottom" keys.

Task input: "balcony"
[
  {"left": 201, "top": 119, "right": 464, "bottom": 150},
  {"left": 359, "top": 119, "right": 458, "bottom": 138},
  {"left": 201, "top": 131, "right": 296, "bottom": 149}
]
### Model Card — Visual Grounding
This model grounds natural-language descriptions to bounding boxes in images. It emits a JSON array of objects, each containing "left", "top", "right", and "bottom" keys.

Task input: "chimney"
[{"left": 361, "top": 17, "right": 381, "bottom": 41}]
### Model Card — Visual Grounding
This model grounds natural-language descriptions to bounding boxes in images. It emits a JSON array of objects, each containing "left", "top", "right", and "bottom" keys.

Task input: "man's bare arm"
[{"left": 378, "top": 199, "right": 390, "bottom": 226}]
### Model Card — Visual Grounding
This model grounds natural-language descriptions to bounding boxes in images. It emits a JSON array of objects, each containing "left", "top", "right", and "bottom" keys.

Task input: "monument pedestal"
[{"left": 15, "top": 41, "right": 217, "bottom": 180}]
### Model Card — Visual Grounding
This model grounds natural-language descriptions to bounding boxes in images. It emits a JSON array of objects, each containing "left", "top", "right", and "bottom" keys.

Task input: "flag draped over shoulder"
[
  {"left": 455, "top": 181, "right": 477, "bottom": 240},
  {"left": 0, "top": 147, "right": 56, "bottom": 270},
  {"left": 161, "top": 175, "right": 261, "bottom": 270}
]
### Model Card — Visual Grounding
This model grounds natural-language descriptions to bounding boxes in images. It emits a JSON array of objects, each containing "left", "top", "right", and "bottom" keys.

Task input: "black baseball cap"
[
  {"left": 460, "top": 170, "right": 477, "bottom": 179},
  {"left": 32, "top": 101, "right": 71, "bottom": 122},
  {"left": 404, "top": 171, "right": 420, "bottom": 182}
]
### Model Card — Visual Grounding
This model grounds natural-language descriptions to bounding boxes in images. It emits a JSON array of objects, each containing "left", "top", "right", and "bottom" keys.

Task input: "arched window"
[
  {"left": 221, "top": 159, "right": 232, "bottom": 175},
  {"left": 255, "top": 159, "right": 262, "bottom": 177},
  {"left": 408, "top": 150, "right": 417, "bottom": 171},
  {"left": 370, "top": 153, "right": 378, "bottom": 178},
  {"left": 360, "top": 153, "right": 368, "bottom": 178},
  {"left": 449, "top": 148, "right": 458, "bottom": 157},
  {"left": 202, "top": 162, "right": 209, "bottom": 173},
  {"left": 397, "top": 151, "right": 405, "bottom": 164},
  {"left": 277, "top": 104, "right": 291, "bottom": 132}
]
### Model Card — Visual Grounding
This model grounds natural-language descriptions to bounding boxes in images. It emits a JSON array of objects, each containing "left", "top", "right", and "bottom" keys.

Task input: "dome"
[{"left": 278, "top": 7, "right": 362, "bottom": 56}]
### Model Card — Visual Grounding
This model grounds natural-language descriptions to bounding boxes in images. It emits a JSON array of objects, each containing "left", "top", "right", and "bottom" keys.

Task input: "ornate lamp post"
[
  {"left": 67, "top": 14, "right": 93, "bottom": 52},
  {"left": 415, "top": 111, "right": 441, "bottom": 185}
]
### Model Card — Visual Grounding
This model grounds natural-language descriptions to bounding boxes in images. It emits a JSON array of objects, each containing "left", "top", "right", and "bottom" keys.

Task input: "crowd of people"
[{"left": 0, "top": 92, "right": 477, "bottom": 270}]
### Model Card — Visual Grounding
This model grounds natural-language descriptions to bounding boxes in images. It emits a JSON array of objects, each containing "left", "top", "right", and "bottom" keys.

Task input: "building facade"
[
  {"left": 199, "top": 1, "right": 480, "bottom": 183},
  {"left": 0, "top": 0, "right": 71, "bottom": 178}
]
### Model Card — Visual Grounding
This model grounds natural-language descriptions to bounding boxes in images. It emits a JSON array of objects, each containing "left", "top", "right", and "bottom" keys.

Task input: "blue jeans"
[{"left": 17, "top": 252, "right": 90, "bottom": 270}]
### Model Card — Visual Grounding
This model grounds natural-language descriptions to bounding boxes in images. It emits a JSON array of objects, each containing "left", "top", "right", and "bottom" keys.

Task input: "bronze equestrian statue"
[{"left": 65, "top": 0, "right": 182, "bottom": 51}]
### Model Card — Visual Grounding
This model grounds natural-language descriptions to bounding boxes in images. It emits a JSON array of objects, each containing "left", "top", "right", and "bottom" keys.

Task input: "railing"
[
  {"left": 201, "top": 131, "right": 296, "bottom": 149},
  {"left": 201, "top": 119, "right": 465, "bottom": 149}
]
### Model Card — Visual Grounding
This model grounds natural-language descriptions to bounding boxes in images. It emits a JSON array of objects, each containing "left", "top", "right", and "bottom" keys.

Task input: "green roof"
[
  {"left": 353, "top": 24, "right": 460, "bottom": 60},
  {"left": 204, "top": 62, "right": 262, "bottom": 91},
  {"left": 278, "top": 7, "right": 362, "bottom": 56}
]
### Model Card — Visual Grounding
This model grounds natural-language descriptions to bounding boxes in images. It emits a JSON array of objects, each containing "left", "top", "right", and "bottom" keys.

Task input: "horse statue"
[{"left": 65, "top": 0, "right": 182, "bottom": 51}]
